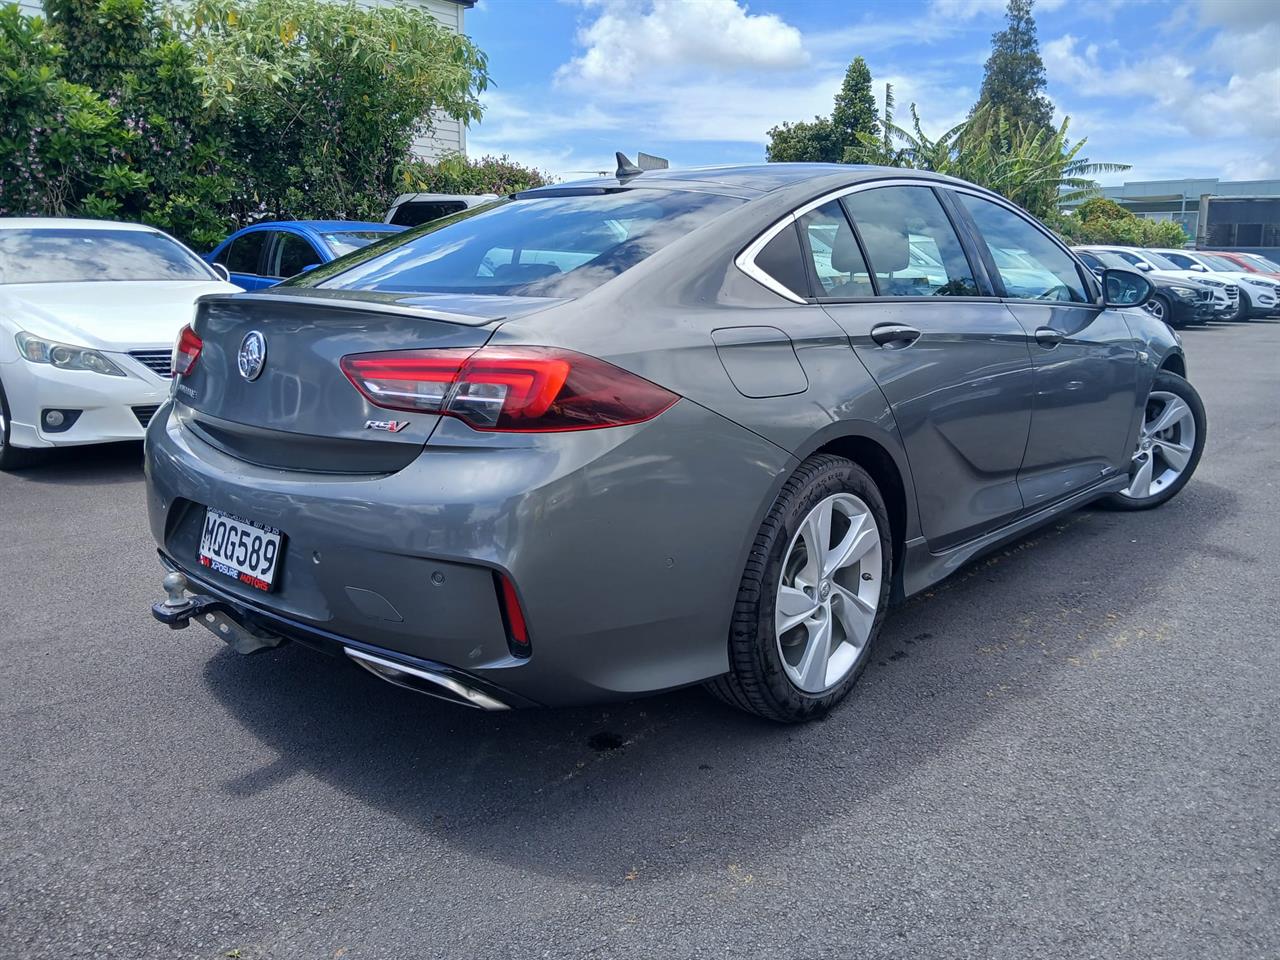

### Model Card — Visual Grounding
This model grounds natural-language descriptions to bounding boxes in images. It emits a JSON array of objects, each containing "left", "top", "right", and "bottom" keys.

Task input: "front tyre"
[
  {"left": 1144, "top": 293, "right": 1173, "bottom": 327},
  {"left": 0, "top": 375, "right": 39, "bottom": 471},
  {"left": 707, "top": 454, "right": 892, "bottom": 722},
  {"left": 1100, "top": 370, "right": 1206, "bottom": 511}
]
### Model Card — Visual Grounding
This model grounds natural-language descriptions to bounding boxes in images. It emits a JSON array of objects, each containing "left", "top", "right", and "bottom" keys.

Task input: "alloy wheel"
[
  {"left": 1120, "top": 390, "right": 1197, "bottom": 500},
  {"left": 775, "top": 493, "right": 882, "bottom": 693},
  {"left": 1144, "top": 297, "right": 1166, "bottom": 322}
]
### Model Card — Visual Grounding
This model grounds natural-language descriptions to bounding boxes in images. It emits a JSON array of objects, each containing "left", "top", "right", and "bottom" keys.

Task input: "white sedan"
[{"left": 0, "top": 218, "right": 240, "bottom": 469}]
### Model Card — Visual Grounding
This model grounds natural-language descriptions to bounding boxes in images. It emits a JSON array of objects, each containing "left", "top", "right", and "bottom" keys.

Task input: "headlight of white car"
[{"left": 15, "top": 332, "right": 127, "bottom": 377}]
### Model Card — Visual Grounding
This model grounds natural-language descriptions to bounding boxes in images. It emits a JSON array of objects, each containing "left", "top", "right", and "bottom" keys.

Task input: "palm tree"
[{"left": 847, "top": 94, "right": 1128, "bottom": 220}]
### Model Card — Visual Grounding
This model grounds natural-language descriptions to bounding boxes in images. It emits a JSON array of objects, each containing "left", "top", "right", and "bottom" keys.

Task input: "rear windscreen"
[{"left": 291, "top": 189, "right": 743, "bottom": 298}]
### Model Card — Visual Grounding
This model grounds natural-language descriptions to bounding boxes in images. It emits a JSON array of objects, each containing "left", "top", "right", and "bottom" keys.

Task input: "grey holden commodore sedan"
[{"left": 147, "top": 163, "right": 1205, "bottom": 722}]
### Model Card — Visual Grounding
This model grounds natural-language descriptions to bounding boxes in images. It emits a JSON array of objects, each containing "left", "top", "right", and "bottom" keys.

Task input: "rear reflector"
[
  {"left": 340, "top": 345, "right": 678, "bottom": 432},
  {"left": 496, "top": 572, "right": 530, "bottom": 657},
  {"left": 173, "top": 324, "right": 202, "bottom": 377}
]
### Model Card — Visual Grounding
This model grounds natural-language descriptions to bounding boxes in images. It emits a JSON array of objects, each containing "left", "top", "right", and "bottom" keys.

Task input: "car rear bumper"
[
  {"left": 145, "top": 398, "right": 795, "bottom": 706},
  {"left": 0, "top": 355, "right": 168, "bottom": 448}
]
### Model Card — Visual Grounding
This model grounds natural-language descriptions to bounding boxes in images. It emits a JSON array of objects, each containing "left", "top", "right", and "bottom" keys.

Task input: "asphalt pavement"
[{"left": 1, "top": 319, "right": 1277, "bottom": 959}]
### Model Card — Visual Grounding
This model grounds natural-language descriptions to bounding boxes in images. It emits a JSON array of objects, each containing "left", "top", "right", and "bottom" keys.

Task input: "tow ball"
[{"left": 151, "top": 571, "right": 287, "bottom": 656}]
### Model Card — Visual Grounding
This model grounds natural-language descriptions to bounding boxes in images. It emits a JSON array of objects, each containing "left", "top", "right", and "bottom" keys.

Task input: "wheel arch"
[{"left": 1160, "top": 348, "right": 1186, "bottom": 378}]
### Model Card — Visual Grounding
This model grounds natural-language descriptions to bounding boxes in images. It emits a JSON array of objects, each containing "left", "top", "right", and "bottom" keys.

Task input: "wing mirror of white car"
[
  {"left": 211, "top": 263, "right": 231, "bottom": 282},
  {"left": 1134, "top": 261, "right": 1153, "bottom": 271},
  {"left": 1190, "top": 264, "right": 1208, "bottom": 272},
  {"left": 1103, "top": 268, "right": 1153, "bottom": 308}
]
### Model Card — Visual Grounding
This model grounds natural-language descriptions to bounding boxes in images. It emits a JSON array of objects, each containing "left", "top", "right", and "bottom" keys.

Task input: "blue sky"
[{"left": 464, "top": 0, "right": 1279, "bottom": 185}]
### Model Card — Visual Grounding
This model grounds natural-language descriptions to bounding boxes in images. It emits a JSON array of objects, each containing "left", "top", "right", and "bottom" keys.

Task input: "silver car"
[{"left": 147, "top": 164, "right": 1205, "bottom": 722}]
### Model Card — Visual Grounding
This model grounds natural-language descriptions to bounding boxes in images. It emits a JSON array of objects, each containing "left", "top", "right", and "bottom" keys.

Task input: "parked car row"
[
  {"left": 1074, "top": 245, "right": 1280, "bottom": 326},
  {"left": 0, "top": 196, "right": 497, "bottom": 466}
]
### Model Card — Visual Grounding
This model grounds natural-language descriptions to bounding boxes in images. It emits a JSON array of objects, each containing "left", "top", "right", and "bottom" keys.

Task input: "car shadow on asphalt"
[
  {"left": 6, "top": 440, "right": 143, "bottom": 485},
  {"left": 200, "top": 479, "right": 1239, "bottom": 886}
]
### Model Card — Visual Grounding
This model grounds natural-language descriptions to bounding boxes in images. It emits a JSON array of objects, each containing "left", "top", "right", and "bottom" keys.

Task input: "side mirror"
[
  {"left": 301, "top": 263, "right": 319, "bottom": 272},
  {"left": 1190, "top": 264, "right": 1208, "bottom": 272},
  {"left": 211, "top": 262, "right": 231, "bottom": 282},
  {"left": 1102, "top": 268, "right": 1153, "bottom": 308},
  {"left": 1134, "top": 261, "right": 1153, "bottom": 272}
]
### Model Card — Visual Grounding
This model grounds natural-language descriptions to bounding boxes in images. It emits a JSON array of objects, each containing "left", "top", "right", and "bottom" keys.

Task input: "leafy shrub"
[
  {"left": 0, "top": 6, "right": 132, "bottom": 217},
  {"left": 396, "top": 153, "right": 550, "bottom": 196},
  {"left": 1058, "top": 197, "right": 1190, "bottom": 247}
]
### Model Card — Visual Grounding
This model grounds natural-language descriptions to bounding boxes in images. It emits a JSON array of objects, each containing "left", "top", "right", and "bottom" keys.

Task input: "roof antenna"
[{"left": 615, "top": 151, "right": 643, "bottom": 178}]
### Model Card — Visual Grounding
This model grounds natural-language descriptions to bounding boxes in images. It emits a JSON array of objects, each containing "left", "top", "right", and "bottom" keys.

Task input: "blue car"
[{"left": 205, "top": 220, "right": 405, "bottom": 290}]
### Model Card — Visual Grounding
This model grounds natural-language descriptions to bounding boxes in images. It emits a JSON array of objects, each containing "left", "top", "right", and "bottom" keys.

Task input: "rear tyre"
[
  {"left": 0, "top": 375, "right": 39, "bottom": 471},
  {"left": 707, "top": 454, "right": 892, "bottom": 722},
  {"left": 1099, "top": 370, "right": 1205, "bottom": 511}
]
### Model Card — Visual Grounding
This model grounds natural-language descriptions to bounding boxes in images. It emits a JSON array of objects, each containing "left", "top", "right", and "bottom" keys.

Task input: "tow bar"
[{"left": 151, "top": 571, "right": 287, "bottom": 656}]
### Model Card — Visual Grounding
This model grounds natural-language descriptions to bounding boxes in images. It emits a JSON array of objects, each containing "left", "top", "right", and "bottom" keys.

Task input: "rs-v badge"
[{"left": 365, "top": 419, "right": 410, "bottom": 433}]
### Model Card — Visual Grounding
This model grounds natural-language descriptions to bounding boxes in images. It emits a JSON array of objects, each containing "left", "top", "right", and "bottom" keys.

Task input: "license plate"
[{"left": 198, "top": 508, "right": 284, "bottom": 591}]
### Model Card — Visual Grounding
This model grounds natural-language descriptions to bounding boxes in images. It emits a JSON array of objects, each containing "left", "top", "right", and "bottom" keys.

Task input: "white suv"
[
  {"left": 1095, "top": 247, "right": 1241, "bottom": 319},
  {"left": 1147, "top": 248, "right": 1279, "bottom": 319},
  {"left": 384, "top": 193, "right": 498, "bottom": 228}
]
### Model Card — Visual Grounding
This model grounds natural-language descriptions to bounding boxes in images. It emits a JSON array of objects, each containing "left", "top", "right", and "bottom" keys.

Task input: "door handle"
[
  {"left": 1035, "top": 326, "right": 1064, "bottom": 348},
  {"left": 870, "top": 323, "right": 921, "bottom": 347}
]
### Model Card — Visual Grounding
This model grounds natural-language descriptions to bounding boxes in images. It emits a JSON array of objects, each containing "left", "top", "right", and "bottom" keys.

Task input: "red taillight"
[
  {"left": 340, "top": 346, "right": 678, "bottom": 432},
  {"left": 496, "top": 572, "right": 530, "bottom": 656},
  {"left": 173, "top": 324, "right": 202, "bottom": 377}
]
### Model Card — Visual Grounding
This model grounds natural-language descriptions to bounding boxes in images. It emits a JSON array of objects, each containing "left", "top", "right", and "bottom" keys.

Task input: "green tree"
[
  {"left": 765, "top": 117, "right": 841, "bottom": 163},
  {"left": 767, "top": 56, "right": 879, "bottom": 163},
  {"left": 971, "top": 0, "right": 1054, "bottom": 136},
  {"left": 831, "top": 56, "right": 880, "bottom": 159},
  {"left": 1058, "top": 197, "right": 1190, "bottom": 246},
  {"left": 45, "top": 0, "right": 233, "bottom": 246},
  {"left": 181, "top": 0, "right": 490, "bottom": 226}
]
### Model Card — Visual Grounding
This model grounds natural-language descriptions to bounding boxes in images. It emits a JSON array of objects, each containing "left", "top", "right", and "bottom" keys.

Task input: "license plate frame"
[{"left": 197, "top": 507, "right": 284, "bottom": 592}]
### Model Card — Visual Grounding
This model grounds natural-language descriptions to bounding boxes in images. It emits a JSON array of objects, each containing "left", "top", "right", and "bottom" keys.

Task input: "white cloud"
[{"left": 556, "top": 0, "right": 807, "bottom": 87}]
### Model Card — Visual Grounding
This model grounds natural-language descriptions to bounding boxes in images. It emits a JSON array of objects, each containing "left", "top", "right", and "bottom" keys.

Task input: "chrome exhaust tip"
[{"left": 344, "top": 648, "right": 510, "bottom": 711}]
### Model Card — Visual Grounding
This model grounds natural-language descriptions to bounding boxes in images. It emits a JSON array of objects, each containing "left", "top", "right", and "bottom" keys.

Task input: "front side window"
[
  {"left": 300, "top": 189, "right": 743, "bottom": 298},
  {"left": 0, "top": 228, "right": 212, "bottom": 284},
  {"left": 957, "top": 193, "right": 1088, "bottom": 302},
  {"left": 224, "top": 232, "right": 268, "bottom": 275},
  {"left": 1196, "top": 253, "right": 1241, "bottom": 272},
  {"left": 842, "top": 186, "right": 978, "bottom": 297},
  {"left": 798, "top": 201, "right": 873, "bottom": 298}
]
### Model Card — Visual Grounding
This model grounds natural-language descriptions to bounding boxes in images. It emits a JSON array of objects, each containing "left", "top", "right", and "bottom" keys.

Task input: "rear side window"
[
  {"left": 842, "top": 186, "right": 978, "bottom": 297},
  {"left": 754, "top": 223, "right": 810, "bottom": 298},
  {"left": 273, "top": 233, "right": 323, "bottom": 278},
  {"left": 223, "top": 232, "right": 267, "bottom": 275},
  {"left": 389, "top": 200, "right": 468, "bottom": 227},
  {"left": 957, "top": 194, "right": 1088, "bottom": 302},
  {"left": 798, "top": 201, "right": 873, "bottom": 298},
  {"left": 304, "top": 189, "right": 743, "bottom": 298}
]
